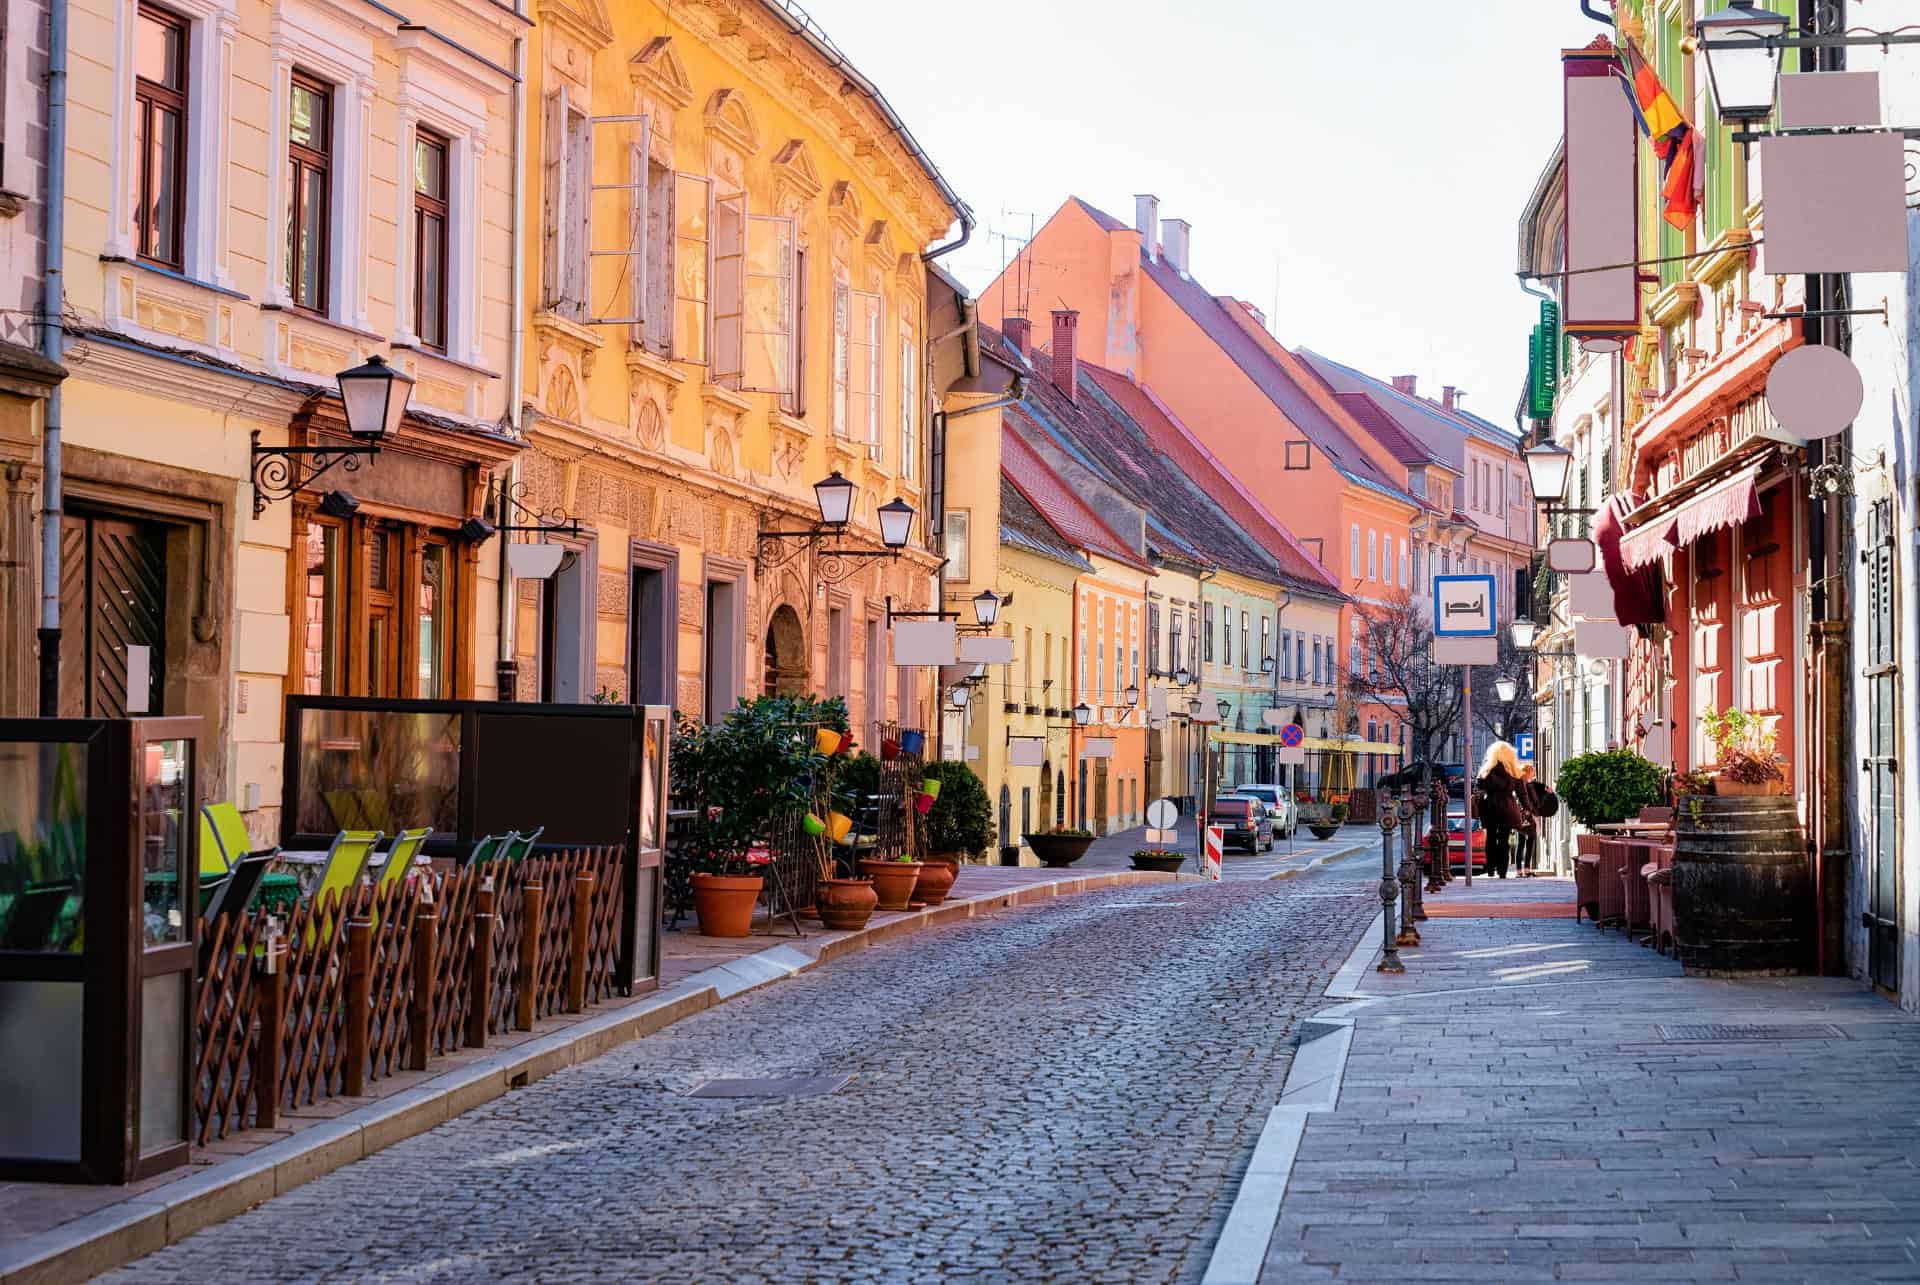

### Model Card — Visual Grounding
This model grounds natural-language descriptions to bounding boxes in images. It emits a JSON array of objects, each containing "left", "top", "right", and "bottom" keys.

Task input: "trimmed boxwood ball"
[
  {"left": 1556, "top": 748, "right": 1665, "bottom": 827},
  {"left": 920, "top": 760, "right": 993, "bottom": 859}
]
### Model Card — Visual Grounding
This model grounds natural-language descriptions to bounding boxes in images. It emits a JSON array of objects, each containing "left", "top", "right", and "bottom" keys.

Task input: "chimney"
[
  {"left": 1441, "top": 386, "right": 1459, "bottom": 410},
  {"left": 1391, "top": 375, "right": 1418, "bottom": 396},
  {"left": 1161, "top": 218, "right": 1191, "bottom": 275},
  {"left": 1134, "top": 193, "right": 1159, "bottom": 262},
  {"left": 1050, "top": 308, "right": 1078, "bottom": 402},
  {"left": 1003, "top": 315, "right": 1031, "bottom": 356}
]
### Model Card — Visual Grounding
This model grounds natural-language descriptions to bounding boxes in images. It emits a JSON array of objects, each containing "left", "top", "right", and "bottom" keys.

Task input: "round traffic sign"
[
  {"left": 1278, "top": 723, "right": 1304, "bottom": 748},
  {"left": 1146, "top": 798, "right": 1178, "bottom": 829}
]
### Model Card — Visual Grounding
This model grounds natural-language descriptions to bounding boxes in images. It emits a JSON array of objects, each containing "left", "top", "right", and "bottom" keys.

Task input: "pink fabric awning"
[
  {"left": 1617, "top": 464, "right": 1763, "bottom": 572},
  {"left": 1596, "top": 493, "right": 1664, "bottom": 631}
]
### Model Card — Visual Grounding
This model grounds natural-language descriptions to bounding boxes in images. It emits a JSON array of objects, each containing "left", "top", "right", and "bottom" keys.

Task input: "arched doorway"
[{"left": 763, "top": 604, "right": 807, "bottom": 696}]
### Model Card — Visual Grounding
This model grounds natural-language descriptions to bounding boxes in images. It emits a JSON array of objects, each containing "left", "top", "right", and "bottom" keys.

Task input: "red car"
[{"left": 1446, "top": 802, "right": 1486, "bottom": 872}]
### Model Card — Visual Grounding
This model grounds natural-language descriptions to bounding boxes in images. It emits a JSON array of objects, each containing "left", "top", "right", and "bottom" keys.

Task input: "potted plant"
[
  {"left": 1023, "top": 826, "right": 1095, "bottom": 867},
  {"left": 1557, "top": 747, "right": 1666, "bottom": 827},
  {"left": 858, "top": 853, "right": 924, "bottom": 910},
  {"left": 670, "top": 695, "right": 850, "bottom": 937},
  {"left": 917, "top": 760, "right": 992, "bottom": 901},
  {"left": 814, "top": 749, "right": 877, "bottom": 931},
  {"left": 1700, "top": 707, "right": 1788, "bottom": 796},
  {"left": 1129, "top": 847, "right": 1186, "bottom": 874}
]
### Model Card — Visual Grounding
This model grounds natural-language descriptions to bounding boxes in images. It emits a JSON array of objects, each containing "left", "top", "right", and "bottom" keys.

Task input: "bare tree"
[
  {"left": 1471, "top": 634, "right": 1536, "bottom": 748},
  {"left": 1346, "top": 589, "right": 1464, "bottom": 769}
]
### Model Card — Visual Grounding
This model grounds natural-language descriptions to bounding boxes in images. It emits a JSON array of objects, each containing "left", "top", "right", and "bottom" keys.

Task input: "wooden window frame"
[
  {"left": 134, "top": 2, "right": 189, "bottom": 270},
  {"left": 286, "top": 69, "right": 333, "bottom": 315},
  {"left": 413, "top": 127, "right": 450, "bottom": 353}
]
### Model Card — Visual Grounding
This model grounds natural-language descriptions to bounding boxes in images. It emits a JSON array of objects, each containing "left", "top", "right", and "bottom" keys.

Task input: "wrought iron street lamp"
[
  {"left": 1124, "top": 683, "right": 1140, "bottom": 707},
  {"left": 813, "top": 470, "right": 857, "bottom": 526},
  {"left": 761, "top": 473, "right": 916, "bottom": 583},
  {"left": 1072, "top": 701, "right": 1093, "bottom": 727},
  {"left": 1495, "top": 678, "right": 1518, "bottom": 704},
  {"left": 950, "top": 686, "right": 970, "bottom": 710},
  {"left": 1174, "top": 666, "right": 1193, "bottom": 687},
  {"left": 1216, "top": 697, "right": 1232, "bottom": 722},
  {"left": 876, "top": 496, "right": 915, "bottom": 549},
  {"left": 1510, "top": 617, "right": 1538, "bottom": 651},
  {"left": 1523, "top": 441, "right": 1575, "bottom": 507},
  {"left": 251, "top": 355, "right": 413, "bottom": 516},
  {"left": 1694, "top": 0, "right": 1790, "bottom": 122},
  {"left": 972, "top": 589, "right": 1001, "bottom": 627}
]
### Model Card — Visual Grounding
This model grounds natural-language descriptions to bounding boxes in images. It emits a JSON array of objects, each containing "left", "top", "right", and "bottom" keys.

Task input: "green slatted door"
[{"left": 57, "top": 510, "right": 169, "bottom": 718}]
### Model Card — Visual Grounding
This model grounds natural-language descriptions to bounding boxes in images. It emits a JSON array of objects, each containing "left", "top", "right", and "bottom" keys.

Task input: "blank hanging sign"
[
  {"left": 1084, "top": 737, "right": 1115, "bottom": 760},
  {"left": 1569, "top": 570, "right": 1616, "bottom": 621},
  {"left": 1008, "top": 737, "right": 1044, "bottom": 768},
  {"left": 1766, "top": 344, "right": 1864, "bottom": 443},
  {"left": 1575, "top": 620, "right": 1633, "bottom": 659},
  {"left": 1547, "top": 537, "right": 1597, "bottom": 574},
  {"left": 957, "top": 635, "right": 1014, "bottom": 665},
  {"left": 1759, "top": 131, "right": 1907, "bottom": 274},
  {"left": 892, "top": 620, "right": 957, "bottom": 666}
]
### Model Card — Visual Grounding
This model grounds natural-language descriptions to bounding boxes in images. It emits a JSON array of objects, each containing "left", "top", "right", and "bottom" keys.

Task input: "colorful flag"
[{"left": 1621, "top": 40, "right": 1698, "bottom": 229}]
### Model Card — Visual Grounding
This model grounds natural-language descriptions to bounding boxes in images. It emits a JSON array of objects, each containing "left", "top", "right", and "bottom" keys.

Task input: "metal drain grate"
[
  {"left": 1658, "top": 1023, "right": 1844, "bottom": 1042},
  {"left": 686, "top": 1074, "right": 853, "bottom": 1098}
]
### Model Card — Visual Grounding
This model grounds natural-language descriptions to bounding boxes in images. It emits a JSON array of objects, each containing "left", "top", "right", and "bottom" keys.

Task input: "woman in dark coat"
[
  {"left": 1513, "top": 763, "right": 1542, "bottom": 874},
  {"left": 1476, "top": 740, "right": 1527, "bottom": 879}
]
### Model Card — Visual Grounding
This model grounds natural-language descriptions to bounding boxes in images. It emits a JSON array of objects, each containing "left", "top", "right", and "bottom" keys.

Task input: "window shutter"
[
  {"left": 739, "top": 214, "right": 796, "bottom": 394},
  {"left": 582, "top": 114, "right": 648, "bottom": 327},
  {"left": 541, "top": 88, "right": 569, "bottom": 312},
  {"left": 671, "top": 173, "right": 711, "bottom": 363},
  {"left": 710, "top": 191, "right": 746, "bottom": 385}
]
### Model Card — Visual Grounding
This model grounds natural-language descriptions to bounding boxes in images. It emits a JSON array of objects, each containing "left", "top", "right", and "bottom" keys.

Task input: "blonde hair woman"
[{"left": 1475, "top": 739, "right": 1526, "bottom": 878}]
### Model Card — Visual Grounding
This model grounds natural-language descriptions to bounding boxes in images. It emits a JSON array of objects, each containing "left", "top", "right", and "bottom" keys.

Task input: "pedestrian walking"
[
  {"left": 1514, "top": 763, "right": 1542, "bottom": 875},
  {"left": 1475, "top": 741, "right": 1528, "bottom": 879}
]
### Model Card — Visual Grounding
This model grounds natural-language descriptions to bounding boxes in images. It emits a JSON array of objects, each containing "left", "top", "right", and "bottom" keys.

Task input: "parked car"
[
  {"left": 1446, "top": 800, "right": 1486, "bottom": 872},
  {"left": 1231, "top": 784, "right": 1297, "bottom": 838},
  {"left": 1207, "top": 795, "right": 1275, "bottom": 853},
  {"left": 1379, "top": 762, "right": 1467, "bottom": 798}
]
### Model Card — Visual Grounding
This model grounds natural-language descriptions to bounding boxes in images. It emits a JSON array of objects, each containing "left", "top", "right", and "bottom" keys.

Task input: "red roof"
[
  {"left": 999, "top": 422, "right": 1150, "bottom": 571},
  {"left": 1081, "top": 365, "right": 1343, "bottom": 597},
  {"left": 1331, "top": 392, "right": 1438, "bottom": 467}
]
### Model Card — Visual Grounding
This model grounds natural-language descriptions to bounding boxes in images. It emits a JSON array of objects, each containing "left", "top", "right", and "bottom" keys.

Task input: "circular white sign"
[
  {"left": 1579, "top": 336, "right": 1624, "bottom": 354},
  {"left": 1766, "top": 344, "right": 1864, "bottom": 443},
  {"left": 1146, "top": 798, "right": 1178, "bottom": 829}
]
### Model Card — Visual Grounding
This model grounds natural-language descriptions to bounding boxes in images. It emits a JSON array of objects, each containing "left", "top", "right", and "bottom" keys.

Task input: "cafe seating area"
[{"left": 1575, "top": 807, "right": 1677, "bottom": 954}]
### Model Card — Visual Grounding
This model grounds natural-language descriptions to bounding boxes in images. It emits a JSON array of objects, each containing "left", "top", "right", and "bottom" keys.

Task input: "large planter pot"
[
  {"left": 690, "top": 873, "right": 763, "bottom": 938},
  {"left": 1307, "top": 824, "right": 1341, "bottom": 841},
  {"left": 817, "top": 877, "right": 879, "bottom": 930},
  {"left": 858, "top": 859, "right": 923, "bottom": 911},
  {"left": 914, "top": 855, "right": 961, "bottom": 905},
  {"left": 1712, "top": 775, "right": 1788, "bottom": 797},
  {"left": 1129, "top": 852, "right": 1186, "bottom": 874},
  {"left": 1023, "top": 833, "right": 1094, "bottom": 867}
]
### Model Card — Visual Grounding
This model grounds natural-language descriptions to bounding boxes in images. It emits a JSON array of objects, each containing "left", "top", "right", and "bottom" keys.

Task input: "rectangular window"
[
  {"left": 710, "top": 192, "right": 745, "bottom": 384},
  {"left": 1189, "top": 608, "right": 1199, "bottom": 671},
  {"left": 1367, "top": 529, "right": 1378, "bottom": 581},
  {"left": 944, "top": 508, "right": 969, "bottom": 581},
  {"left": 1170, "top": 613, "right": 1183, "bottom": 676},
  {"left": 418, "top": 540, "right": 451, "bottom": 699},
  {"left": 1204, "top": 602, "right": 1215, "bottom": 662},
  {"left": 1220, "top": 604, "right": 1230, "bottom": 666},
  {"left": 413, "top": 128, "right": 449, "bottom": 352},
  {"left": 1147, "top": 603, "right": 1160, "bottom": 674},
  {"left": 301, "top": 518, "right": 345, "bottom": 695},
  {"left": 285, "top": 71, "right": 332, "bottom": 313},
  {"left": 852, "top": 290, "right": 883, "bottom": 458},
  {"left": 1280, "top": 629, "right": 1291, "bottom": 679},
  {"left": 782, "top": 248, "right": 808, "bottom": 415},
  {"left": 899, "top": 324, "right": 918, "bottom": 480},
  {"left": 1259, "top": 615, "right": 1269, "bottom": 672},
  {"left": 671, "top": 172, "right": 711, "bottom": 362},
  {"left": 642, "top": 154, "right": 674, "bottom": 355},
  {"left": 739, "top": 212, "right": 796, "bottom": 393},
  {"left": 1312, "top": 638, "right": 1322, "bottom": 683},
  {"left": 1350, "top": 524, "right": 1360, "bottom": 577},
  {"left": 832, "top": 279, "right": 851, "bottom": 437},
  {"left": 1240, "top": 611, "right": 1251, "bottom": 671},
  {"left": 1399, "top": 538, "right": 1411, "bottom": 587},
  {"left": 134, "top": 4, "right": 188, "bottom": 270},
  {"left": 1296, "top": 634, "right": 1305, "bottom": 680}
]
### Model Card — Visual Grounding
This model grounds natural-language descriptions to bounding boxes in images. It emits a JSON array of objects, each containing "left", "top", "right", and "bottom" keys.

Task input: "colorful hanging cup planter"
[
  {"left": 828, "top": 812, "right": 854, "bottom": 842},
  {"left": 915, "top": 793, "right": 935, "bottom": 815},
  {"left": 880, "top": 738, "right": 902, "bottom": 761},
  {"left": 920, "top": 778, "right": 942, "bottom": 801},
  {"left": 814, "top": 728, "right": 842, "bottom": 756},
  {"left": 802, "top": 813, "right": 828, "bottom": 836},
  {"left": 899, "top": 730, "right": 925, "bottom": 756}
]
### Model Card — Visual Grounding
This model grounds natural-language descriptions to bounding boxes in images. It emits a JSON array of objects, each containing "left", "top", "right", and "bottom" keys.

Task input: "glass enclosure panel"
[
  {"left": 0, "top": 740, "right": 89, "bottom": 953},
  {"left": 632, "top": 867, "right": 657, "bottom": 980},
  {"left": 418, "top": 544, "right": 446, "bottom": 699},
  {"left": 293, "top": 709, "right": 462, "bottom": 838},
  {"left": 638, "top": 716, "right": 661, "bottom": 853},
  {"left": 139, "top": 972, "right": 186, "bottom": 1154},
  {"left": 0, "top": 980, "right": 84, "bottom": 1160},
  {"left": 141, "top": 738, "right": 190, "bottom": 947}
]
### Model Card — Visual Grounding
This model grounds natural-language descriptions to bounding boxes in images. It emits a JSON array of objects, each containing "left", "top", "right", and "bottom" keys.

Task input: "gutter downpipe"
[
  {"left": 496, "top": 19, "right": 526, "bottom": 701},
  {"left": 37, "top": 0, "right": 68, "bottom": 714},
  {"left": 1579, "top": 0, "right": 1613, "bottom": 26}
]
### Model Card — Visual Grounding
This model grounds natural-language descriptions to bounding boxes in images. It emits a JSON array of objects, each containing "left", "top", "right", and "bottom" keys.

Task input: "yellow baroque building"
[{"left": 514, "top": 0, "right": 964, "bottom": 741}]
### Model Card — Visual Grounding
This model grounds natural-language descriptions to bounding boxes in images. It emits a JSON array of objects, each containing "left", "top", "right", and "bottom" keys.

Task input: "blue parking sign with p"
[{"left": 1517, "top": 733, "right": 1535, "bottom": 762}]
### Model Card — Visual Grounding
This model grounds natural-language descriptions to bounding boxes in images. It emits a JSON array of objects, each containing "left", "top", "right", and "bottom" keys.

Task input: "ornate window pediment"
[
  {"left": 536, "top": 0, "right": 612, "bottom": 51},
  {"left": 828, "top": 180, "right": 862, "bottom": 238},
  {"left": 629, "top": 36, "right": 693, "bottom": 109},
  {"left": 703, "top": 88, "right": 762, "bottom": 156},
  {"left": 771, "top": 138, "right": 823, "bottom": 202}
]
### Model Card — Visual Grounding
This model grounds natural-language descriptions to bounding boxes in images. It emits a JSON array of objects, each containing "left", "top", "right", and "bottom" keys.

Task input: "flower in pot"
[
  {"left": 1299, "top": 803, "right": 1340, "bottom": 840},
  {"left": 1023, "top": 825, "right": 1095, "bottom": 867},
  {"left": 1129, "top": 847, "right": 1186, "bottom": 874},
  {"left": 1700, "top": 707, "right": 1788, "bottom": 796},
  {"left": 859, "top": 853, "right": 924, "bottom": 911}
]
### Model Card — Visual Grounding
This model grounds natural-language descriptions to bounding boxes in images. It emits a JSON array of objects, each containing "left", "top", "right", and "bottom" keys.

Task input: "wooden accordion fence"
[{"left": 191, "top": 847, "right": 625, "bottom": 1146}]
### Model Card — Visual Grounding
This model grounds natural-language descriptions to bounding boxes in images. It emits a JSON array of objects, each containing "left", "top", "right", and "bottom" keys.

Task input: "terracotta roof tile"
[{"left": 999, "top": 421, "right": 1149, "bottom": 571}]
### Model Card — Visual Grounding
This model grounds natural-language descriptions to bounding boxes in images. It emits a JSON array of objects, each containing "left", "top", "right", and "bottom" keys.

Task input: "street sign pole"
[
  {"left": 1462, "top": 664, "right": 1473, "bottom": 888},
  {"left": 1433, "top": 573, "right": 1498, "bottom": 890}
]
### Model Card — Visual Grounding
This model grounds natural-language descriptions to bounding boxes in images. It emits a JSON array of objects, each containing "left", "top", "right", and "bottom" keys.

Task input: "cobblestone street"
[{"left": 106, "top": 862, "right": 1381, "bottom": 1283}]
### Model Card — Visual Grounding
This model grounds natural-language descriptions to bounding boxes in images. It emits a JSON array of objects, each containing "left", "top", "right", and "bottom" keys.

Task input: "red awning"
[
  {"left": 1595, "top": 492, "right": 1664, "bottom": 631},
  {"left": 1618, "top": 464, "right": 1763, "bottom": 572}
]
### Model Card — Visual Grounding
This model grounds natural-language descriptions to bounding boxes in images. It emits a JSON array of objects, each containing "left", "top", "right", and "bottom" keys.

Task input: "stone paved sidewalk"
[
  {"left": 1262, "top": 880, "right": 1920, "bottom": 1282},
  {"left": 1076, "top": 816, "right": 1378, "bottom": 881}
]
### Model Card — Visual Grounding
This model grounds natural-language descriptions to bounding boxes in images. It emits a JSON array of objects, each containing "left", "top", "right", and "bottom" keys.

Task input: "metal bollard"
[
  {"left": 1396, "top": 793, "right": 1421, "bottom": 945},
  {"left": 1431, "top": 781, "right": 1451, "bottom": 887},
  {"left": 1376, "top": 800, "right": 1405, "bottom": 973}
]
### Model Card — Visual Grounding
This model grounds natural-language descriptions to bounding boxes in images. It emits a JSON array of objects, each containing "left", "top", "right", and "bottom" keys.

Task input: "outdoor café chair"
[
  {"left": 463, "top": 833, "right": 508, "bottom": 868},
  {"left": 502, "top": 827, "right": 544, "bottom": 862},
  {"left": 376, "top": 828, "right": 433, "bottom": 894},
  {"left": 305, "top": 829, "right": 382, "bottom": 948},
  {"left": 202, "top": 853, "right": 275, "bottom": 926},
  {"left": 203, "top": 802, "right": 281, "bottom": 870}
]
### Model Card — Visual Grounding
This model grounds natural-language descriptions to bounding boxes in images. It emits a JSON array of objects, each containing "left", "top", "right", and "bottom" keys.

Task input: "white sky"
[{"left": 793, "top": 0, "right": 1602, "bottom": 427}]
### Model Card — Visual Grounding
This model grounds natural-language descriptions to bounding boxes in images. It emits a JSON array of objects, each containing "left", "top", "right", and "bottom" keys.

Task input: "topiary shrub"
[
  {"left": 920, "top": 759, "right": 993, "bottom": 859},
  {"left": 1556, "top": 748, "right": 1665, "bottom": 827}
]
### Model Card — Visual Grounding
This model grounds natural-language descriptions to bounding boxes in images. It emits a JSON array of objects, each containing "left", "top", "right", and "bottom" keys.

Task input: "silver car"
[{"left": 1232, "top": 784, "right": 1297, "bottom": 838}]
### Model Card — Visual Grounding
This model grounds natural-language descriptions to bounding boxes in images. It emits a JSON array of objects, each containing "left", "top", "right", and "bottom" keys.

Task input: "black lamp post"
[{"left": 250, "top": 354, "right": 412, "bottom": 517}]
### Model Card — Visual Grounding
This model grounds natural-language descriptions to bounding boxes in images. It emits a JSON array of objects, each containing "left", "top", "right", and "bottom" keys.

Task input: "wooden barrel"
[{"left": 1670, "top": 794, "right": 1811, "bottom": 975}]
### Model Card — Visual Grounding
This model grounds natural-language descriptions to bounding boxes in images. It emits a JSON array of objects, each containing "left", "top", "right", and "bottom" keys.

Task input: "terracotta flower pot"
[
  {"left": 817, "top": 877, "right": 878, "bottom": 930},
  {"left": 690, "top": 872, "right": 763, "bottom": 938},
  {"left": 1714, "top": 775, "right": 1787, "bottom": 797},
  {"left": 913, "top": 856, "right": 960, "bottom": 905},
  {"left": 858, "top": 859, "right": 923, "bottom": 911}
]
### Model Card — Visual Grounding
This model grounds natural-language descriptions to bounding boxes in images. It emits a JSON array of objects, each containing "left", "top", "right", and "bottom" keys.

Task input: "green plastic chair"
[
  {"left": 376, "top": 828, "right": 432, "bottom": 895},
  {"left": 305, "top": 829, "right": 382, "bottom": 947},
  {"left": 197, "top": 813, "right": 230, "bottom": 879},
  {"left": 203, "top": 802, "right": 280, "bottom": 872},
  {"left": 464, "top": 833, "right": 508, "bottom": 868},
  {"left": 502, "top": 827, "right": 544, "bottom": 862}
]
